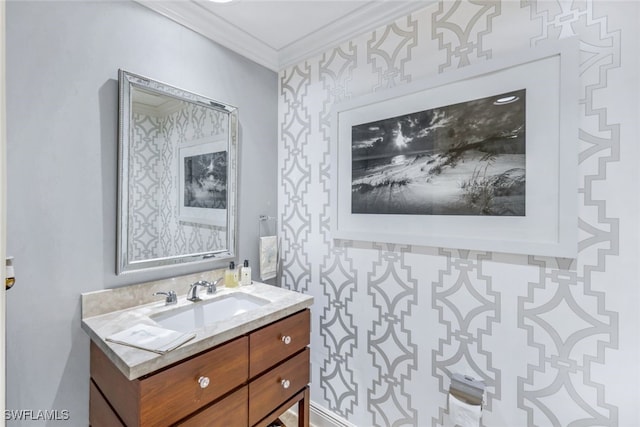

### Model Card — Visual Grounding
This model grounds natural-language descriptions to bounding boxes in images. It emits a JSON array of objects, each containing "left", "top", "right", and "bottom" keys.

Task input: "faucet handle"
[
  {"left": 206, "top": 279, "right": 221, "bottom": 295},
  {"left": 153, "top": 290, "right": 177, "bottom": 305}
]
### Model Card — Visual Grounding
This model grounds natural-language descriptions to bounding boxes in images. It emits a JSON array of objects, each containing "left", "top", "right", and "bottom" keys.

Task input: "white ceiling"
[{"left": 137, "top": 0, "right": 431, "bottom": 71}]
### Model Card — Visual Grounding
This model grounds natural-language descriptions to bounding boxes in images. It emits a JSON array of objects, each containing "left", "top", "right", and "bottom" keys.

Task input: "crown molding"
[
  {"left": 137, "top": 1, "right": 280, "bottom": 70},
  {"left": 136, "top": 1, "right": 433, "bottom": 72}
]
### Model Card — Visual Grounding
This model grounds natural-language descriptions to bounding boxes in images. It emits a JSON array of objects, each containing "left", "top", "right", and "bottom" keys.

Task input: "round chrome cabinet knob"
[
  {"left": 198, "top": 376, "right": 210, "bottom": 389},
  {"left": 281, "top": 379, "right": 291, "bottom": 389},
  {"left": 281, "top": 335, "right": 292, "bottom": 345}
]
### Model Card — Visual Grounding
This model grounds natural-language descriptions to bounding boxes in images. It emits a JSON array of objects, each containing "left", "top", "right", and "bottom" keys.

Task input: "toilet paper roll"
[{"left": 449, "top": 393, "right": 482, "bottom": 427}]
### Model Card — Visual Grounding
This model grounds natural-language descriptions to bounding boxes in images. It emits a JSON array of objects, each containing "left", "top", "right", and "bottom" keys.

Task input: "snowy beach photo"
[{"left": 351, "top": 89, "right": 526, "bottom": 216}]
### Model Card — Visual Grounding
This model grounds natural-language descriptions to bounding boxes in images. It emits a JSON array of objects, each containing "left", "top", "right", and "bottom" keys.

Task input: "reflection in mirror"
[{"left": 117, "top": 70, "right": 237, "bottom": 274}]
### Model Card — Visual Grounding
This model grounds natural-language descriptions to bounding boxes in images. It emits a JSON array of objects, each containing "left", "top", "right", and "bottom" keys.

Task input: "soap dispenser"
[
  {"left": 241, "top": 259, "right": 252, "bottom": 286},
  {"left": 225, "top": 261, "right": 239, "bottom": 288}
]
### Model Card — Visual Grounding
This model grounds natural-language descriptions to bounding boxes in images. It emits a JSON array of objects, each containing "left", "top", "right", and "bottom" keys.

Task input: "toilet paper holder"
[{"left": 449, "top": 373, "right": 485, "bottom": 407}]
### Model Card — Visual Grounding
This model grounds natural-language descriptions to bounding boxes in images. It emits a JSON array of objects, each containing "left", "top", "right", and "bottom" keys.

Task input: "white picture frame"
[
  {"left": 331, "top": 37, "right": 579, "bottom": 258},
  {"left": 178, "top": 139, "right": 228, "bottom": 227}
]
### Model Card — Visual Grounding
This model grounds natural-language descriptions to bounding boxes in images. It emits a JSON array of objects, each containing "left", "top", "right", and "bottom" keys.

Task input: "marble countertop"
[{"left": 81, "top": 282, "right": 313, "bottom": 380}]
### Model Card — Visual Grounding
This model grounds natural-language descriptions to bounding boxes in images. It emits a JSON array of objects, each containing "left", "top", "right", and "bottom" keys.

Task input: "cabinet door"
[
  {"left": 89, "top": 381, "right": 125, "bottom": 427},
  {"left": 249, "top": 310, "right": 310, "bottom": 378},
  {"left": 177, "top": 386, "right": 248, "bottom": 427}
]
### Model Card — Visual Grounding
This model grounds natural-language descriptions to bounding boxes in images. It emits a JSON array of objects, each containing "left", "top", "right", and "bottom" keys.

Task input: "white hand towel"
[
  {"left": 259, "top": 235, "right": 278, "bottom": 281},
  {"left": 106, "top": 324, "right": 195, "bottom": 354}
]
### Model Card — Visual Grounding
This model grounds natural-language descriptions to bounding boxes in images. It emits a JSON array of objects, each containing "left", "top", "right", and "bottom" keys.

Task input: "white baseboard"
[
  {"left": 288, "top": 401, "right": 355, "bottom": 427},
  {"left": 310, "top": 402, "right": 356, "bottom": 427}
]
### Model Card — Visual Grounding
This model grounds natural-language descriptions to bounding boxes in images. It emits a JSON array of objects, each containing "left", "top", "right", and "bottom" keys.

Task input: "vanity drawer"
[
  {"left": 249, "top": 309, "right": 310, "bottom": 378},
  {"left": 177, "top": 386, "right": 248, "bottom": 427},
  {"left": 139, "top": 336, "right": 248, "bottom": 425},
  {"left": 248, "top": 348, "right": 310, "bottom": 426},
  {"left": 91, "top": 337, "right": 248, "bottom": 426}
]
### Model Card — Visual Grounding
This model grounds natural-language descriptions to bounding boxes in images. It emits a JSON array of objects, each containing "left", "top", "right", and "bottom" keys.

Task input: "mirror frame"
[{"left": 117, "top": 69, "right": 238, "bottom": 274}]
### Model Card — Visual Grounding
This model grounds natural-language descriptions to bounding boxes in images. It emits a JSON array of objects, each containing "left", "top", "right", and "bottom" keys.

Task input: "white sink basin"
[{"left": 152, "top": 292, "right": 269, "bottom": 333}]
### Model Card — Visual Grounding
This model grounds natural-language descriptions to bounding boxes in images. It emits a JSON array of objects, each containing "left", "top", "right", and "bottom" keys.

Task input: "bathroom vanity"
[{"left": 82, "top": 276, "right": 313, "bottom": 427}]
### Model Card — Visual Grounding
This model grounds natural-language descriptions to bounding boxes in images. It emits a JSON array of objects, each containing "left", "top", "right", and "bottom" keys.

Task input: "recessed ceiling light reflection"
[{"left": 493, "top": 95, "right": 519, "bottom": 105}]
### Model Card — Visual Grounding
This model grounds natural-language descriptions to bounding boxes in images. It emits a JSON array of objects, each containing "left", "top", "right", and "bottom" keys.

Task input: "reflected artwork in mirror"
[{"left": 117, "top": 70, "right": 238, "bottom": 274}]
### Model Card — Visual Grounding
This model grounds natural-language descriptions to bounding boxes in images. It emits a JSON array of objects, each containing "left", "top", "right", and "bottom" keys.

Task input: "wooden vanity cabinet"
[{"left": 89, "top": 309, "right": 310, "bottom": 427}]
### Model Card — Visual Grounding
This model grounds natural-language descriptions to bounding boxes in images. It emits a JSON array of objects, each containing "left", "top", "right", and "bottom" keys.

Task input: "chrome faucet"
[
  {"left": 153, "top": 290, "right": 177, "bottom": 305},
  {"left": 187, "top": 279, "right": 218, "bottom": 302}
]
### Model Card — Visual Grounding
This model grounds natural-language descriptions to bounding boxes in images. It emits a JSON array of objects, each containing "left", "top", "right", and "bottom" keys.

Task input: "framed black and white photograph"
[
  {"left": 178, "top": 139, "right": 228, "bottom": 227},
  {"left": 351, "top": 89, "right": 526, "bottom": 217},
  {"left": 331, "top": 38, "right": 579, "bottom": 257}
]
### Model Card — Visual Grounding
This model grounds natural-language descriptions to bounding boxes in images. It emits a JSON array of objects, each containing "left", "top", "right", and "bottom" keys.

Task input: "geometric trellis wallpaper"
[
  {"left": 278, "top": 1, "right": 636, "bottom": 426},
  {"left": 130, "top": 111, "right": 163, "bottom": 260},
  {"left": 129, "top": 103, "right": 227, "bottom": 261}
]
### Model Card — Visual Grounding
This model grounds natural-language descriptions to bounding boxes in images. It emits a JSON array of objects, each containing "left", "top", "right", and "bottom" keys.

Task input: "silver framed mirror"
[{"left": 117, "top": 70, "right": 238, "bottom": 274}]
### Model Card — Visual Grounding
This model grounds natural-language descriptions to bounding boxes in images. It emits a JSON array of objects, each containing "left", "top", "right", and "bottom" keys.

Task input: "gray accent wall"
[
  {"left": 6, "top": 1, "right": 277, "bottom": 424},
  {"left": 278, "top": 1, "right": 638, "bottom": 426}
]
